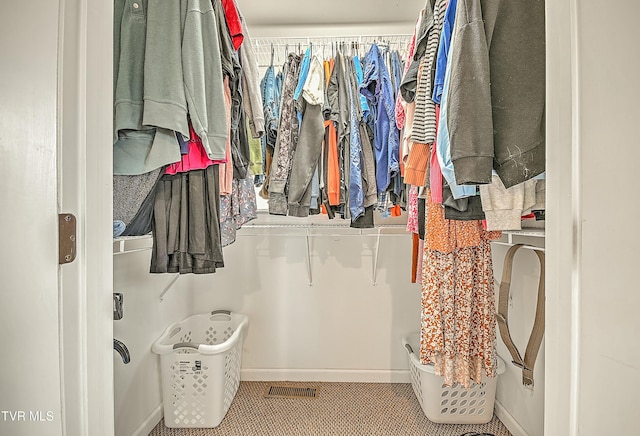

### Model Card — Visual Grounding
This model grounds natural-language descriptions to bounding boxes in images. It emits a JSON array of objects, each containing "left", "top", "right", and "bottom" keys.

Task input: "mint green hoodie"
[
  {"left": 113, "top": 0, "right": 182, "bottom": 175},
  {"left": 113, "top": 0, "right": 228, "bottom": 175},
  {"left": 144, "top": 0, "right": 228, "bottom": 161}
]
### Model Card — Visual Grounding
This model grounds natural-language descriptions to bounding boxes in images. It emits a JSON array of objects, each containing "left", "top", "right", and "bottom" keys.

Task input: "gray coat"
[{"left": 446, "top": 0, "right": 546, "bottom": 188}]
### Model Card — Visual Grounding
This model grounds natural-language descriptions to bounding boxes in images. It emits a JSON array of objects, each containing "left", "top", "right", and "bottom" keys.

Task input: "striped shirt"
[{"left": 411, "top": 0, "right": 447, "bottom": 145}]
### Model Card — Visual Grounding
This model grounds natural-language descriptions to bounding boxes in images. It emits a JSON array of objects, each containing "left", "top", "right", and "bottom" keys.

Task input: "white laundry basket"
[
  {"left": 152, "top": 310, "right": 248, "bottom": 428},
  {"left": 402, "top": 333, "right": 505, "bottom": 424}
]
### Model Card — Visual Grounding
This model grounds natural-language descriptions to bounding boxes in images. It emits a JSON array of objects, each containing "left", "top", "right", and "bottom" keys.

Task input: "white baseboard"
[
  {"left": 494, "top": 400, "right": 529, "bottom": 436},
  {"left": 241, "top": 368, "right": 411, "bottom": 383},
  {"left": 131, "top": 403, "right": 163, "bottom": 436}
]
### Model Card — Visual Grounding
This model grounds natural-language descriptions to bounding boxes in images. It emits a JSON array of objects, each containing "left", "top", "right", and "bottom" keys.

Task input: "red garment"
[
  {"left": 429, "top": 106, "right": 443, "bottom": 203},
  {"left": 221, "top": 0, "right": 244, "bottom": 50},
  {"left": 165, "top": 124, "right": 220, "bottom": 175},
  {"left": 411, "top": 232, "right": 419, "bottom": 284}
]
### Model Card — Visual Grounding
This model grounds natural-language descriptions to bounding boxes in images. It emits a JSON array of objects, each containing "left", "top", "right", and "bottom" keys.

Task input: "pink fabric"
[
  {"left": 429, "top": 105, "right": 443, "bottom": 203},
  {"left": 395, "top": 17, "right": 419, "bottom": 130},
  {"left": 165, "top": 124, "right": 217, "bottom": 175},
  {"left": 406, "top": 185, "right": 419, "bottom": 234},
  {"left": 218, "top": 76, "right": 234, "bottom": 196}
]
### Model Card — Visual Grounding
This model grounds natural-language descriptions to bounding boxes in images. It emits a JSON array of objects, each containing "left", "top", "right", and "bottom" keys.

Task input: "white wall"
[
  {"left": 190, "top": 220, "right": 419, "bottom": 381},
  {"left": 492, "top": 239, "right": 545, "bottom": 436},
  {"left": 113, "top": 242, "right": 193, "bottom": 436},
  {"left": 113, "top": 216, "right": 419, "bottom": 435},
  {"left": 573, "top": 1, "right": 640, "bottom": 434}
]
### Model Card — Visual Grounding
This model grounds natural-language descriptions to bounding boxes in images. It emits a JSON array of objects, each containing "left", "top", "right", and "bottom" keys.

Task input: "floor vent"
[{"left": 264, "top": 385, "right": 318, "bottom": 399}]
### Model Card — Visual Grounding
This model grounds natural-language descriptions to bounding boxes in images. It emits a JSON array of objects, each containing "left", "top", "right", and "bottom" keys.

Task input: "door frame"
[
  {"left": 545, "top": 0, "right": 580, "bottom": 435},
  {"left": 58, "top": 0, "right": 114, "bottom": 434}
]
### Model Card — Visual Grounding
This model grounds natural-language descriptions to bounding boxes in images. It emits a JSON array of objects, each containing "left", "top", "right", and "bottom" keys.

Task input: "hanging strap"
[{"left": 496, "top": 244, "right": 545, "bottom": 386}]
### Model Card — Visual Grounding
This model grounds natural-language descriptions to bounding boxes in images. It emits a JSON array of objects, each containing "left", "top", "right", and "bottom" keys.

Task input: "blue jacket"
[{"left": 360, "top": 44, "right": 400, "bottom": 194}]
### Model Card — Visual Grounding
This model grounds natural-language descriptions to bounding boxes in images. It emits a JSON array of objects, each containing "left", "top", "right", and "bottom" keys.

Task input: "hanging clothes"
[
  {"left": 239, "top": 14, "right": 265, "bottom": 140},
  {"left": 360, "top": 43, "right": 400, "bottom": 196},
  {"left": 113, "top": 0, "right": 182, "bottom": 176},
  {"left": 219, "top": 169, "right": 258, "bottom": 247},
  {"left": 253, "top": 38, "right": 409, "bottom": 222},
  {"left": 220, "top": 0, "right": 244, "bottom": 50},
  {"left": 150, "top": 165, "right": 224, "bottom": 274},
  {"left": 112, "top": 0, "right": 263, "bottom": 275},
  {"left": 269, "top": 53, "right": 302, "bottom": 215},
  {"left": 420, "top": 192, "right": 502, "bottom": 388},
  {"left": 411, "top": 0, "right": 447, "bottom": 146},
  {"left": 326, "top": 51, "right": 348, "bottom": 216},
  {"left": 445, "top": 0, "right": 546, "bottom": 188},
  {"left": 288, "top": 55, "right": 326, "bottom": 217}
]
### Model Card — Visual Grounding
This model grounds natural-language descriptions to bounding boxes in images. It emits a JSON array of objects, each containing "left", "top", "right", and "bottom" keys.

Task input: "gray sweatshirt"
[
  {"left": 113, "top": 0, "right": 181, "bottom": 175},
  {"left": 143, "top": 0, "right": 228, "bottom": 161},
  {"left": 239, "top": 14, "right": 266, "bottom": 139}
]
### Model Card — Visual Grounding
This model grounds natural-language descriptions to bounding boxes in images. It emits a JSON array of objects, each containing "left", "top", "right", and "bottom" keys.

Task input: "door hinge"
[{"left": 59, "top": 213, "right": 77, "bottom": 265}]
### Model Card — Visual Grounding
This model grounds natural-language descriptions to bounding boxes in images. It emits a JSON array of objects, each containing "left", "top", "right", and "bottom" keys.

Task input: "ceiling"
[{"left": 239, "top": 0, "right": 426, "bottom": 27}]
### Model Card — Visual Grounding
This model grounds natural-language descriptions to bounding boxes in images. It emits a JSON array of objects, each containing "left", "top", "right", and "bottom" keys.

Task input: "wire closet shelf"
[{"left": 251, "top": 34, "right": 412, "bottom": 68}]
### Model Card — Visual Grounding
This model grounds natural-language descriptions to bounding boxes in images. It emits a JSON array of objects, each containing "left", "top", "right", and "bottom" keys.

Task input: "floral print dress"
[{"left": 420, "top": 191, "right": 501, "bottom": 388}]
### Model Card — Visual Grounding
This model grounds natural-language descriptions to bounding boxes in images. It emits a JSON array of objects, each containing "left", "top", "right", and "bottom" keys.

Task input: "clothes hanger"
[{"left": 270, "top": 43, "right": 274, "bottom": 67}]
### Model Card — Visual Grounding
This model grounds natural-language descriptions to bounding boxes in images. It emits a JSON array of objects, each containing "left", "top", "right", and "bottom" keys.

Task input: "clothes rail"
[
  {"left": 252, "top": 34, "right": 411, "bottom": 68},
  {"left": 491, "top": 241, "right": 545, "bottom": 252}
]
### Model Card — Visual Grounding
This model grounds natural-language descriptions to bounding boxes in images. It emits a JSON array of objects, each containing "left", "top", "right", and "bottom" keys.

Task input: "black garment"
[
  {"left": 350, "top": 205, "right": 375, "bottom": 229},
  {"left": 120, "top": 179, "right": 157, "bottom": 237},
  {"left": 413, "top": 0, "right": 436, "bottom": 61},
  {"left": 444, "top": 195, "right": 485, "bottom": 221},
  {"left": 232, "top": 50, "right": 251, "bottom": 180},
  {"left": 418, "top": 197, "right": 426, "bottom": 240},
  {"left": 400, "top": 60, "right": 419, "bottom": 104},
  {"left": 150, "top": 165, "right": 224, "bottom": 274},
  {"left": 212, "top": 0, "right": 235, "bottom": 79}
]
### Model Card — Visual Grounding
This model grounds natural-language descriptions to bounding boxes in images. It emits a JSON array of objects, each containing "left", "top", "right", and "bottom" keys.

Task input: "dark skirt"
[{"left": 150, "top": 165, "right": 224, "bottom": 274}]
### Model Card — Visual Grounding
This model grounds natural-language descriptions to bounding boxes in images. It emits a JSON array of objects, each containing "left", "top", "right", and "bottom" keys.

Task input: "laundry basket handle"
[
  {"left": 211, "top": 309, "right": 231, "bottom": 316},
  {"left": 172, "top": 342, "right": 199, "bottom": 350},
  {"left": 404, "top": 343, "right": 414, "bottom": 354}
]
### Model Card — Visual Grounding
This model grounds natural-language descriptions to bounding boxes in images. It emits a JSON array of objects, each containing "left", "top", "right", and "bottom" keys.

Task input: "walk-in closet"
[
  {"left": 2, "top": 1, "right": 640, "bottom": 436},
  {"left": 112, "top": 0, "right": 545, "bottom": 434}
]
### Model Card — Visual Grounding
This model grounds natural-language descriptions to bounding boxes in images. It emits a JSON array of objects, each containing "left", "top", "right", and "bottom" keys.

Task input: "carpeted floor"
[{"left": 149, "top": 381, "right": 513, "bottom": 436}]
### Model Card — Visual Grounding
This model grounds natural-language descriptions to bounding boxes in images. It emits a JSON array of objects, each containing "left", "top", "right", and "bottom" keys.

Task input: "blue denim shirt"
[
  {"left": 348, "top": 68, "right": 365, "bottom": 220},
  {"left": 261, "top": 65, "right": 281, "bottom": 146},
  {"left": 360, "top": 44, "right": 400, "bottom": 195},
  {"left": 353, "top": 56, "right": 370, "bottom": 122},
  {"left": 390, "top": 50, "right": 404, "bottom": 102}
]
